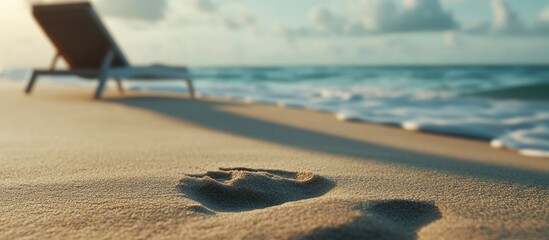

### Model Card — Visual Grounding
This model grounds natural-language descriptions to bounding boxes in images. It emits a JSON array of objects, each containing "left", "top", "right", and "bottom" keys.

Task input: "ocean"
[{"left": 2, "top": 65, "right": 549, "bottom": 157}]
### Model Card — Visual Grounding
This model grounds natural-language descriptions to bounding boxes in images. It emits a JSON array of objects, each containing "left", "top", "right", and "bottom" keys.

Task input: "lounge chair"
[{"left": 26, "top": 2, "right": 194, "bottom": 99}]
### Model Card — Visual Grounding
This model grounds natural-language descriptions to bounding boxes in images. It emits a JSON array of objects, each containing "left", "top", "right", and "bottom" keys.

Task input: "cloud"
[
  {"left": 190, "top": 0, "right": 217, "bottom": 14},
  {"left": 491, "top": 0, "right": 524, "bottom": 34},
  {"left": 96, "top": 0, "right": 168, "bottom": 22},
  {"left": 541, "top": 7, "right": 549, "bottom": 22},
  {"left": 25, "top": 0, "right": 168, "bottom": 22},
  {"left": 284, "top": 0, "right": 549, "bottom": 39},
  {"left": 308, "top": 6, "right": 346, "bottom": 33},
  {"left": 465, "top": 0, "right": 549, "bottom": 36},
  {"left": 28, "top": 0, "right": 257, "bottom": 31},
  {"left": 357, "top": 0, "right": 459, "bottom": 33},
  {"left": 281, "top": 0, "right": 458, "bottom": 38},
  {"left": 223, "top": 13, "right": 256, "bottom": 30},
  {"left": 532, "top": 7, "right": 549, "bottom": 35},
  {"left": 172, "top": 0, "right": 257, "bottom": 31}
]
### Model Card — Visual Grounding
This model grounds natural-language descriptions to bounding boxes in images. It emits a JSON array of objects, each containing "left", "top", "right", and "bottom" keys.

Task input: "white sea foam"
[
  {"left": 185, "top": 66, "right": 548, "bottom": 158},
  {"left": 4, "top": 66, "right": 548, "bottom": 158}
]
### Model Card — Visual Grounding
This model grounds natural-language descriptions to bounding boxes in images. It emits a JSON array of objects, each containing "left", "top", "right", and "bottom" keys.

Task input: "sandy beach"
[{"left": 1, "top": 81, "right": 548, "bottom": 239}]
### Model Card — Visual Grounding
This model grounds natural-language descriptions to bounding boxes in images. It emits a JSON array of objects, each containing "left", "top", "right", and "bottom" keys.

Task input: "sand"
[{"left": 1, "top": 81, "right": 548, "bottom": 239}]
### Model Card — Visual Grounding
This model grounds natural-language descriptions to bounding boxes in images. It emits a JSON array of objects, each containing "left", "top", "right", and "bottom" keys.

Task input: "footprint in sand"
[
  {"left": 303, "top": 200, "right": 441, "bottom": 240},
  {"left": 178, "top": 167, "right": 335, "bottom": 212}
]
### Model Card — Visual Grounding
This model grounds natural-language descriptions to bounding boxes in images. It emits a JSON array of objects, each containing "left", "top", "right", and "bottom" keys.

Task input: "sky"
[{"left": 0, "top": 0, "right": 549, "bottom": 68}]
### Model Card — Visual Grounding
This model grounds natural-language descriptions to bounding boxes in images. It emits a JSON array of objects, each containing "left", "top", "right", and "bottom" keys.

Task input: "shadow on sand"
[
  {"left": 300, "top": 200, "right": 441, "bottom": 240},
  {"left": 111, "top": 96, "right": 549, "bottom": 188}
]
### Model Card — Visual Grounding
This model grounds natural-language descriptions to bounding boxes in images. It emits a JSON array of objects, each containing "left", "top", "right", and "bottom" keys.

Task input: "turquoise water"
[{"left": 3, "top": 65, "right": 549, "bottom": 157}]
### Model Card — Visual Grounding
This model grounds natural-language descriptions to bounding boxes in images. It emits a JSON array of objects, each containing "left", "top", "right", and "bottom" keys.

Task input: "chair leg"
[
  {"left": 115, "top": 78, "right": 124, "bottom": 94},
  {"left": 185, "top": 78, "right": 195, "bottom": 99},
  {"left": 94, "top": 76, "right": 109, "bottom": 99},
  {"left": 95, "top": 49, "right": 115, "bottom": 100},
  {"left": 25, "top": 71, "right": 39, "bottom": 94}
]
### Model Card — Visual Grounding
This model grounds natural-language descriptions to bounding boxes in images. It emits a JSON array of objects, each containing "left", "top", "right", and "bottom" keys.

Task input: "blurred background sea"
[{"left": 2, "top": 65, "right": 549, "bottom": 157}]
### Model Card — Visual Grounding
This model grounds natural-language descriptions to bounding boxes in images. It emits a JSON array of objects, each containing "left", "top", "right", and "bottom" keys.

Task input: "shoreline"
[
  {"left": 3, "top": 69, "right": 549, "bottom": 159},
  {"left": 1, "top": 81, "right": 548, "bottom": 239},
  {"left": 141, "top": 86, "right": 549, "bottom": 159},
  {"left": 3, "top": 79, "right": 549, "bottom": 164}
]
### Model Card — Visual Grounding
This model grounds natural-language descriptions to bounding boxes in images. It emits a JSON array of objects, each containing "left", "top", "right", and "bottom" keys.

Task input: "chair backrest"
[{"left": 33, "top": 2, "right": 129, "bottom": 69}]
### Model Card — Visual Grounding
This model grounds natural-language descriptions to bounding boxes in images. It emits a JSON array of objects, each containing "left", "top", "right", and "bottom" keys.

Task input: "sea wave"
[
  {"left": 178, "top": 66, "right": 549, "bottom": 158},
  {"left": 3, "top": 66, "right": 549, "bottom": 158},
  {"left": 467, "top": 83, "right": 549, "bottom": 101}
]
